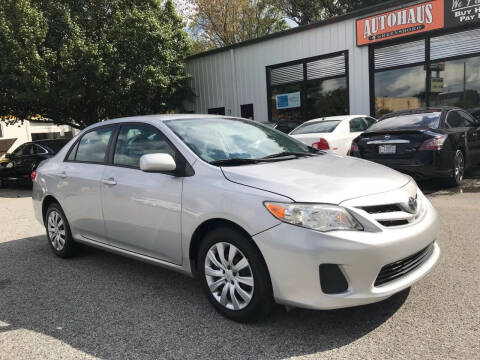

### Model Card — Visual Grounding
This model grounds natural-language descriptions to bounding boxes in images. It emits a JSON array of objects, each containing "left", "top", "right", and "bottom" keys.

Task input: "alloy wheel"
[
  {"left": 47, "top": 210, "right": 66, "bottom": 251},
  {"left": 204, "top": 242, "right": 254, "bottom": 311}
]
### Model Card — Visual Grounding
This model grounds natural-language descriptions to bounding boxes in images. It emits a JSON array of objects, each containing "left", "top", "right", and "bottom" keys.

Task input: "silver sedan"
[{"left": 32, "top": 115, "right": 440, "bottom": 322}]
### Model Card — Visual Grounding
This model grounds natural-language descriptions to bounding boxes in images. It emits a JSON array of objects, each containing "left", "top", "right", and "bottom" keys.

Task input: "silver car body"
[{"left": 32, "top": 115, "right": 440, "bottom": 310}]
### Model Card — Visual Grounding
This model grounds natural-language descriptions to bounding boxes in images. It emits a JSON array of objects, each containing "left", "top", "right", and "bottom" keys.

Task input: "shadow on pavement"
[
  {"left": 0, "top": 187, "right": 32, "bottom": 199},
  {"left": 0, "top": 235, "right": 409, "bottom": 360}
]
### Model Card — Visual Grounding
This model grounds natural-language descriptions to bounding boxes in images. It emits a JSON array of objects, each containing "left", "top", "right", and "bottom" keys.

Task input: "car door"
[
  {"left": 11, "top": 144, "right": 34, "bottom": 180},
  {"left": 101, "top": 123, "right": 183, "bottom": 265},
  {"left": 58, "top": 126, "right": 115, "bottom": 241},
  {"left": 460, "top": 110, "right": 480, "bottom": 163},
  {"left": 445, "top": 110, "right": 479, "bottom": 163}
]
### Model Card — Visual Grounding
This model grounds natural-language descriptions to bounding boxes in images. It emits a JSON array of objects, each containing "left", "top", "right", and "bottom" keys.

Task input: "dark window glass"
[
  {"left": 371, "top": 112, "right": 441, "bottom": 130},
  {"left": 207, "top": 107, "right": 225, "bottom": 115},
  {"left": 67, "top": 142, "right": 78, "bottom": 161},
  {"left": 166, "top": 118, "right": 312, "bottom": 163},
  {"left": 21, "top": 144, "right": 34, "bottom": 155},
  {"left": 76, "top": 128, "right": 113, "bottom": 163},
  {"left": 40, "top": 140, "right": 69, "bottom": 153},
  {"left": 375, "top": 66, "right": 426, "bottom": 117},
  {"left": 114, "top": 125, "right": 175, "bottom": 168},
  {"left": 446, "top": 111, "right": 474, "bottom": 128},
  {"left": 291, "top": 120, "right": 340, "bottom": 135},
  {"left": 11, "top": 145, "right": 25, "bottom": 156},
  {"left": 240, "top": 104, "right": 254, "bottom": 120},
  {"left": 349, "top": 118, "right": 368, "bottom": 132},
  {"left": 429, "top": 57, "right": 480, "bottom": 109},
  {"left": 33, "top": 145, "right": 47, "bottom": 154},
  {"left": 271, "top": 82, "right": 303, "bottom": 123},
  {"left": 306, "top": 77, "right": 348, "bottom": 120}
]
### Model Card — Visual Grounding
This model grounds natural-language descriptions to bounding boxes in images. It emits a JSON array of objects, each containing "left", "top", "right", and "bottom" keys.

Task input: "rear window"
[
  {"left": 370, "top": 112, "right": 441, "bottom": 131},
  {"left": 40, "top": 140, "right": 69, "bottom": 154},
  {"left": 290, "top": 120, "right": 341, "bottom": 135}
]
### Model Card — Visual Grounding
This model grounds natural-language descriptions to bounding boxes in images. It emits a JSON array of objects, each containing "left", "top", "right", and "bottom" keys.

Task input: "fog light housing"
[{"left": 319, "top": 264, "right": 348, "bottom": 294}]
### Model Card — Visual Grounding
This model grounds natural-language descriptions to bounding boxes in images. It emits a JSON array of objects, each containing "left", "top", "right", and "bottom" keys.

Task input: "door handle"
[
  {"left": 102, "top": 178, "right": 117, "bottom": 186},
  {"left": 57, "top": 171, "right": 67, "bottom": 179}
]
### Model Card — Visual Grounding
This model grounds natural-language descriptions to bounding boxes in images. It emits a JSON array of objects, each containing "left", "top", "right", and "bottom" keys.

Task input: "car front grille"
[
  {"left": 356, "top": 196, "right": 422, "bottom": 228},
  {"left": 375, "top": 243, "right": 434, "bottom": 286}
]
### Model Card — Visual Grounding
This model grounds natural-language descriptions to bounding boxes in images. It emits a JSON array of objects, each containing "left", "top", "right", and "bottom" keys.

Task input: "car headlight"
[{"left": 264, "top": 202, "right": 363, "bottom": 232}]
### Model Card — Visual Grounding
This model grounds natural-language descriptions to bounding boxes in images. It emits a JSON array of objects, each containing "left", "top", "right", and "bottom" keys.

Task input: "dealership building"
[{"left": 186, "top": 0, "right": 480, "bottom": 124}]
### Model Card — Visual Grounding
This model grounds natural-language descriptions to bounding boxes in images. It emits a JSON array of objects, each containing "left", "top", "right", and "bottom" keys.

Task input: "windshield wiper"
[
  {"left": 258, "top": 151, "right": 317, "bottom": 160},
  {"left": 210, "top": 158, "right": 259, "bottom": 166}
]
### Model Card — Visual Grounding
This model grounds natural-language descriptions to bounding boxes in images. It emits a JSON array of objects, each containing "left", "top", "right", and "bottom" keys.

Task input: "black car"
[
  {"left": 350, "top": 107, "right": 480, "bottom": 186},
  {"left": 0, "top": 139, "right": 70, "bottom": 187}
]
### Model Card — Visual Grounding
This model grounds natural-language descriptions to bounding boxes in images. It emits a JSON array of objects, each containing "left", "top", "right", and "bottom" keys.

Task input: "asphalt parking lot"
[{"left": 0, "top": 179, "right": 479, "bottom": 360}]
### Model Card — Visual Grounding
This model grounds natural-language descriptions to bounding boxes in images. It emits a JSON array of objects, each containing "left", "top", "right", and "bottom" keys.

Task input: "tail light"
[
  {"left": 419, "top": 134, "right": 447, "bottom": 150},
  {"left": 312, "top": 138, "right": 330, "bottom": 150},
  {"left": 350, "top": 141, "right": 359, "bottom": 153},
  {"left": 30, "top": 171, "right": 37, "bottom": 182}
]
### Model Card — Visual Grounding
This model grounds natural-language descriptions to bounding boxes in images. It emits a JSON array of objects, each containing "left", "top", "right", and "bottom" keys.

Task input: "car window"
[
  {"left": 365, "top": 117, "right": 377, "bottom": 128},
  {"left": 113, "top": 125, "right": 175, "bottom": 168},
  {"left": 33, "top": 145, "right": 47, "bottom": 154},
  {"left": 75, "top": 127, "right": 113, "bottom": 163},
  {"left": 290, "top": 120, "right": 340, "bottom": 135},
  {"left": 371, "top": 112, "right": 441, "bottom": 130},
  {"left": 446, "top": 111, "right": 474, "bottom": 128},
  {"left": 21, "top": 144, "right": 34, "bottom": 155},
  {"left": 350, "top": 118, "right": 368, "bottom": 132},
  {"left": 11, "top": 144, "right": 25, "bottom": 156}
]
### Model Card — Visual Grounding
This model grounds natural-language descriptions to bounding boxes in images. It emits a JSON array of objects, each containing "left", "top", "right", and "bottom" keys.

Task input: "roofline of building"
[{"left": 187, "top": 0, "right": 417, "bottom": 60}]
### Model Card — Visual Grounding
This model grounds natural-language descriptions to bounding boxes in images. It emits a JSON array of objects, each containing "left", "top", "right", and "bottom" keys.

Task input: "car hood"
[{"left": 221, "top": 154, "right": 411, "bottom": 204}]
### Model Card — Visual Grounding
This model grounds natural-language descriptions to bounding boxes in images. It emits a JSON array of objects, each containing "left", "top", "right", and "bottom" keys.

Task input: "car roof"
[
  {"left": 303, "top": 115, "right": 370, "bottom": 124},
  {"left": 98, "top": 114, "right": 236, "bottom": 125}
]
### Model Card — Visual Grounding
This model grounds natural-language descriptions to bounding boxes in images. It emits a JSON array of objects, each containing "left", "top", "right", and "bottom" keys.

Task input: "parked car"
[
  {"left": 350, "top": 107, "right": 480, "bottom": 186},
  {"left": 289, "top": 115, "right": 377, "bottom": 155},
  {"left": 467, "top": 107, "right": 480, "bottom": 122},
  {"left": 33, "top": 115, "right": 439, "bottom": 322},
  {"left": 273, "top": 120, "right": 301, "bottom": 134},
  {"left": 0, "top": 139, "right": 69, "bottom": 187}
]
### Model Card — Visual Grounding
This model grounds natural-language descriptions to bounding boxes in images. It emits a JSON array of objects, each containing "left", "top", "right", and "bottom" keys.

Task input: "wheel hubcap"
[
  {"left": 47, "top": 211, "right": 66, "bottom": 251},
  {"left": 204, "top": 242, "right": 254, "bottom": 311}
]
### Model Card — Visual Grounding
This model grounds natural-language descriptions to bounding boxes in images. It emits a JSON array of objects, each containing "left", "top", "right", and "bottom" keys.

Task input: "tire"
[
  {"left": 45, "top": 202, "right": 78, "bottom": 258},
  {"left": 198, "top": 227, "right": 273, "bottom": 322},
  {"left": 446, "top": 150, "right": 464, "bottom": 187}
]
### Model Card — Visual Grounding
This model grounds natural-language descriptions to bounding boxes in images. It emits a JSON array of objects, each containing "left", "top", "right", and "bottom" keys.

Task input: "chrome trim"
[{"left": 366, "top": 140, "right": 410, "bottom": 145}]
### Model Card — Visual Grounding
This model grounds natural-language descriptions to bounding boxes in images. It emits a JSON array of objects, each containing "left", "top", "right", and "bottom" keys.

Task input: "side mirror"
[
  {"left": 140, "top": 153, "right": 176, "bottom": 172},
  {"left": 4, "top": 153, "right": 11, "bottom": 159}
]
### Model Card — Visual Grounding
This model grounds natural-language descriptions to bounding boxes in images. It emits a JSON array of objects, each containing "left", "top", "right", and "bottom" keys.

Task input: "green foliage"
[
  {"left": 0, "top": 0, "right": 192, "bottom": 128},
  {"left": 270, "top": 0, "right": 388, "bottom": 26}
]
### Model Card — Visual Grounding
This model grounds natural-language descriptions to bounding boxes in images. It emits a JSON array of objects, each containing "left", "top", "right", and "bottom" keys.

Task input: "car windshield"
[
  {"left": 40, "top": 140, "right": 69, "bottom": 153},
  {"left": 371, "top": 112, "right": 441, "bottom": 130},
  {"left": 290, "top": 120, "right": 341, "bottom": 135},
  {"left": 165, "top": 118, "right": 314, "bottom": 163}
]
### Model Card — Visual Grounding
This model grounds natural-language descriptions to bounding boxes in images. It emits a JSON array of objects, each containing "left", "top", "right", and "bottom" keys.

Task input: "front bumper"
[{"left": 253, "top": 195, "right": 439, "bottom": 310}]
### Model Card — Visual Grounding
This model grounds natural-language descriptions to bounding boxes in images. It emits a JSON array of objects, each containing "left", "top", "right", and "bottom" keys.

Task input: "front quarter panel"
[{"left": 181, "top": 161, "right": 290, "bottom": 271}]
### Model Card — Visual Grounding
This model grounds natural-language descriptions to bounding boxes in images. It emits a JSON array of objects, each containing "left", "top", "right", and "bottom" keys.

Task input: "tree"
[
  {"left": 0, "top": 0, "right": 192, "bottom": 129},
  {"left": 270, "top": 0, "right": 387, "bottom": 26},
  {"left": 183, "top": 0, "right": 289, "bottom": 52}
]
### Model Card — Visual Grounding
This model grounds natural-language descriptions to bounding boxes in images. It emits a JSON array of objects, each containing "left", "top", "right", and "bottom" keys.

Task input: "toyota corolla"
[{"left": 32, "top": 115, "right": 440, "bottom": 322}]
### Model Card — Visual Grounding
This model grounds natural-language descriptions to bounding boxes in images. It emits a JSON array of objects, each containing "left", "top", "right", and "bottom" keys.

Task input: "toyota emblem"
[{"left": 384, "top": 134, "right": 391, "bottom": 140}]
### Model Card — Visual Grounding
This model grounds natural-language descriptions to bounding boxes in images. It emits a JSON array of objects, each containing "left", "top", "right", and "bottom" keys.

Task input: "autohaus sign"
[{"left": 356, "top": 0, "right": 480, "bottom": 46}]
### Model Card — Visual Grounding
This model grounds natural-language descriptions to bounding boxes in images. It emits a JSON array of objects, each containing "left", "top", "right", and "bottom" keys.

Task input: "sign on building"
[{"left": 276, "top": 92, "right": 301, "bottom": 109}]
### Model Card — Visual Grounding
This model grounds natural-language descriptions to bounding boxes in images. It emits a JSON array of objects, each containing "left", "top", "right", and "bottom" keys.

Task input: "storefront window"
[
  {"left": 306, "top": 77, "right": 348, "bottom": 119},
  {"left": 429, "top": 57, "right": 480, "bottom": 109},
  {"left": 271, "top": 82, "right": 303, "bottom": 123},
  {"left": 268, "top": 52, "right": 348, "bottom": 124},
  {"left": 375, "top": 66, "right": 426, "bottom": 117}
]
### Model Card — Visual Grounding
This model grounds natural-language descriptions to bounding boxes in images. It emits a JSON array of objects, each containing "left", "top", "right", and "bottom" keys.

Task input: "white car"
[{"left": 289, "top": 115, "right": 377, "bottom": 155}]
